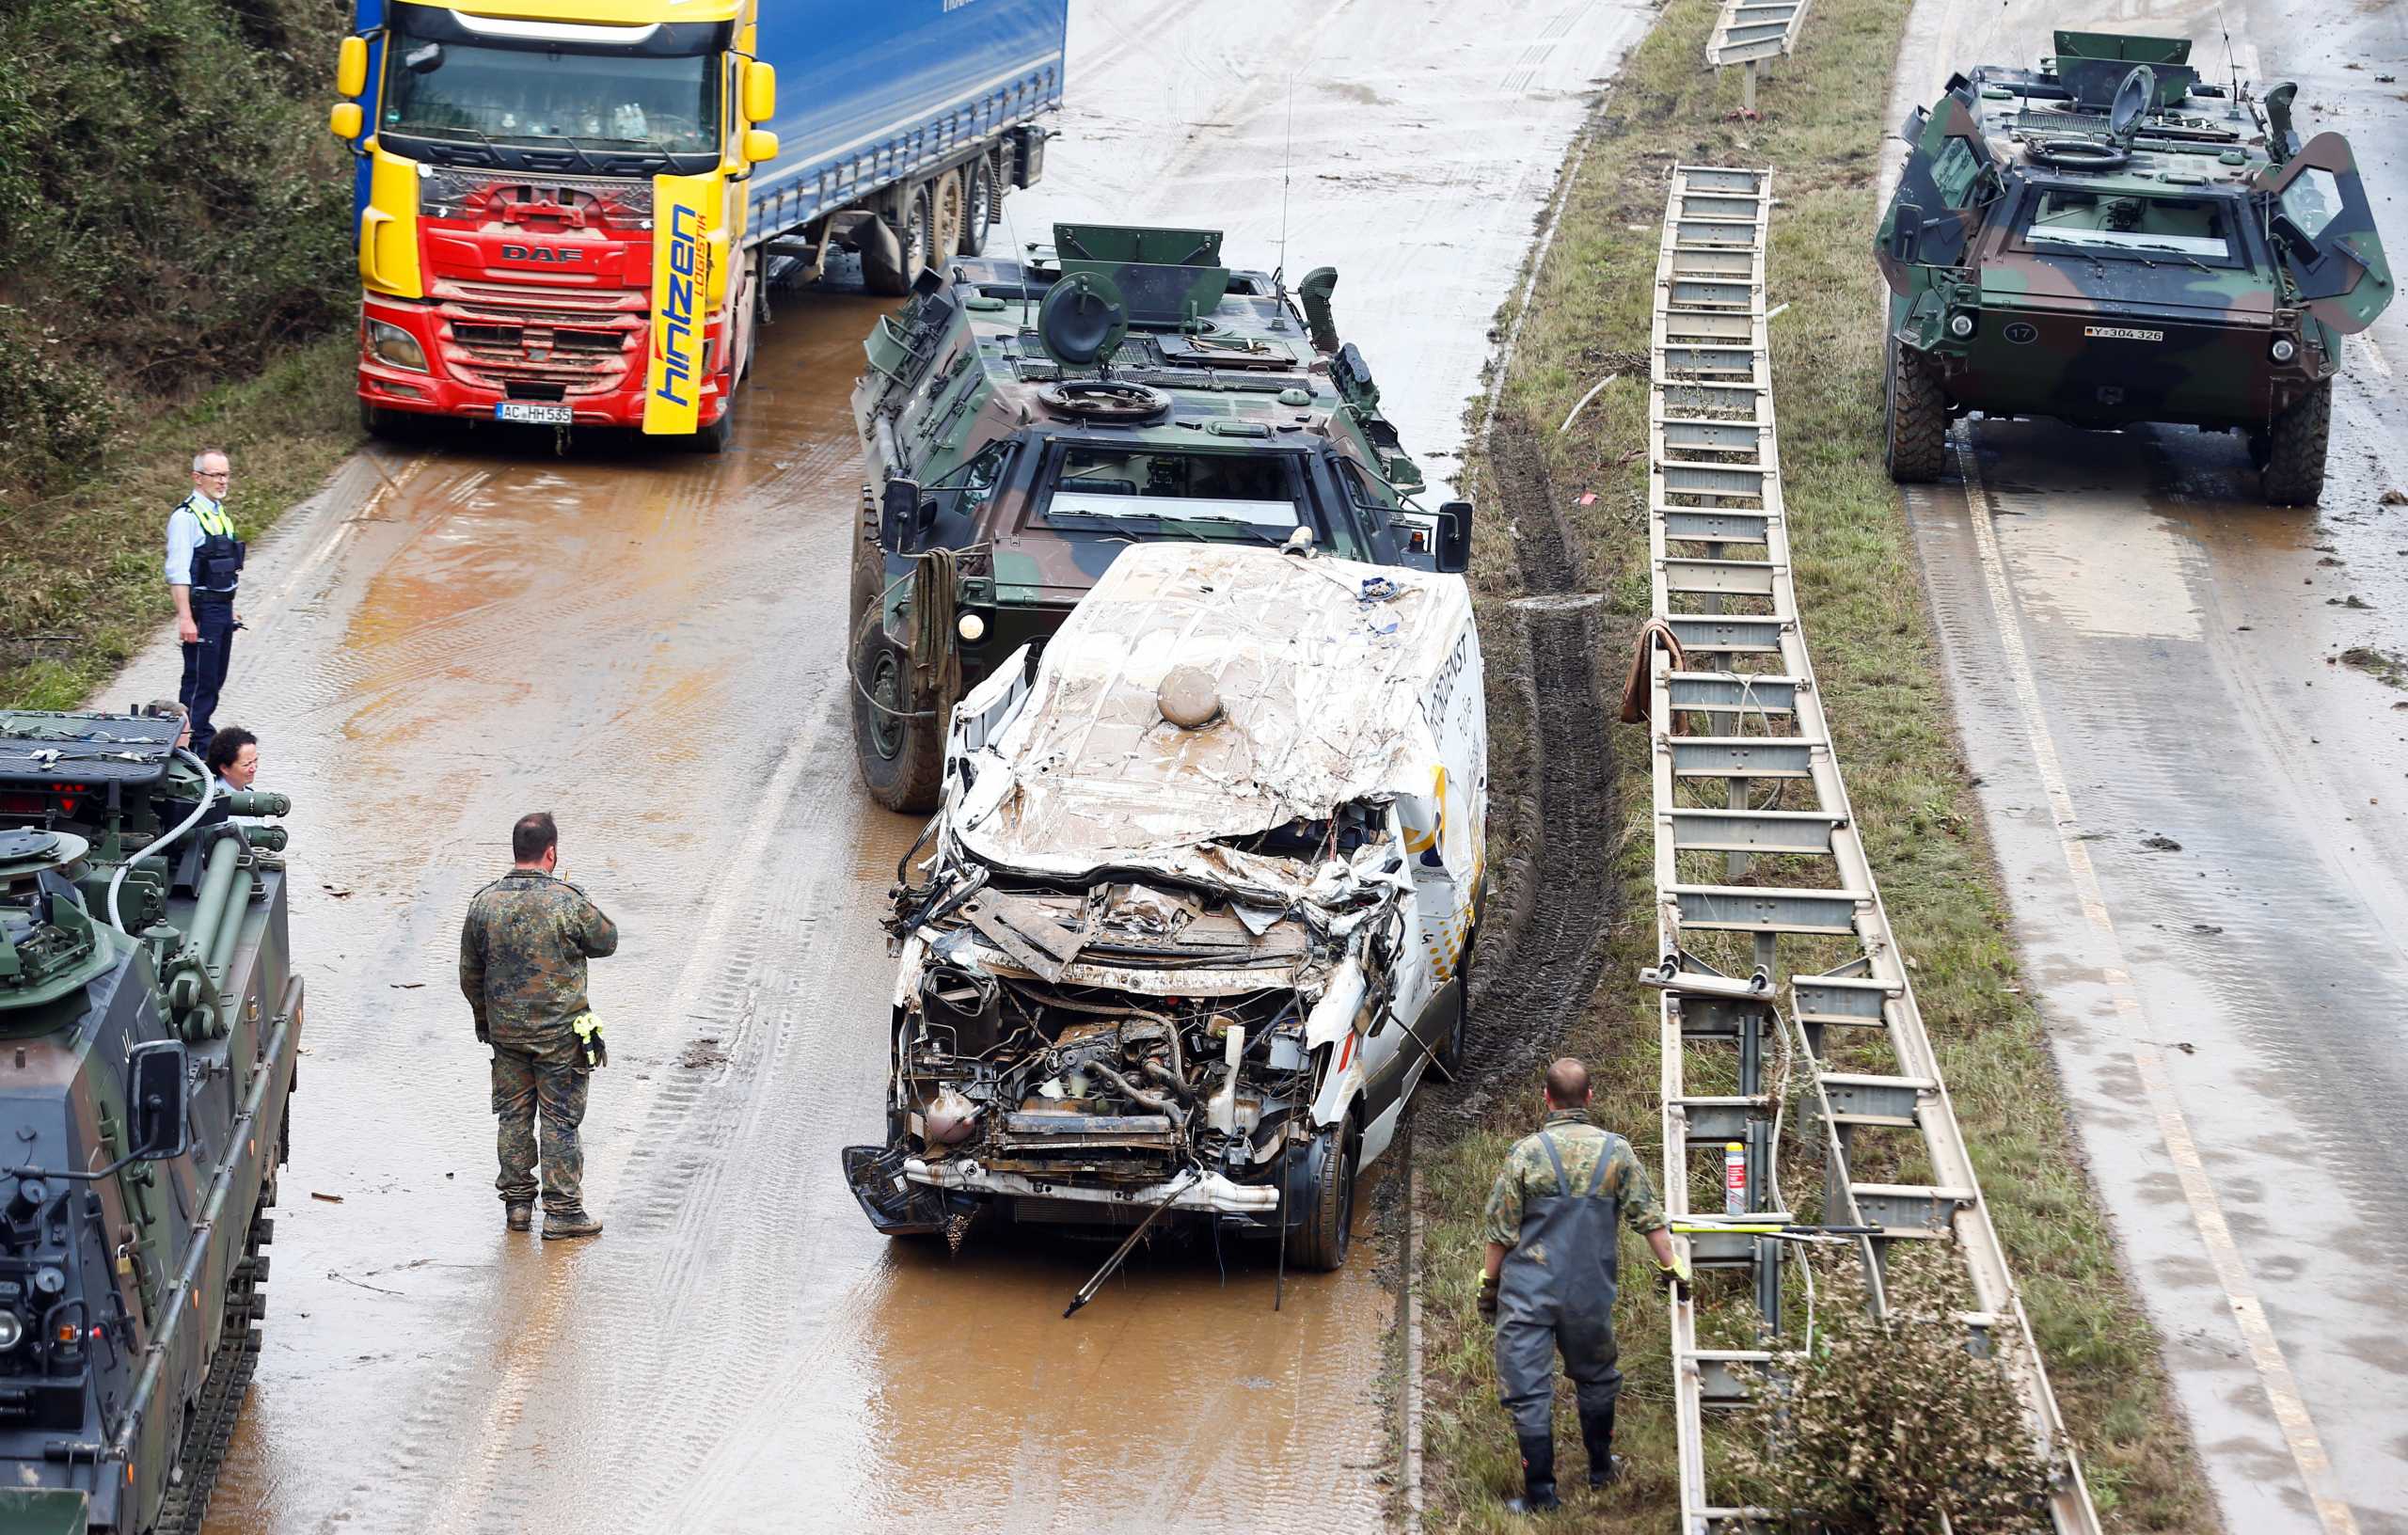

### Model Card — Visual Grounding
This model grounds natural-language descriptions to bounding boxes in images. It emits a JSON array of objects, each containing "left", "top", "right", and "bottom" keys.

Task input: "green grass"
[
  {"left": 0, "top": 335, "right": 361, "bottom": 710},
  {"left": 1421, "top": 0, "right": 2210, "bottom": 1527}
]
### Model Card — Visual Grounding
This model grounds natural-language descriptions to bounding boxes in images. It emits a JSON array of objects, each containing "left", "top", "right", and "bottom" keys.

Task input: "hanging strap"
[{"left": 1538, "top": 1130, "right": 1572, "bottom": 1200}]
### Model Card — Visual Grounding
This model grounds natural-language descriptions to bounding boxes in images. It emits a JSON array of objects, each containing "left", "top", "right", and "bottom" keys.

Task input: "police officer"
[
  {"left": 459, "top": 813, "right": 619, "bottom": 1240},
  {"left": 1479, "top": 1057, "right": 1690, "bottom": 1511},
  {"left": 165, "top": 449, "right": 245, "bottom": 755}
]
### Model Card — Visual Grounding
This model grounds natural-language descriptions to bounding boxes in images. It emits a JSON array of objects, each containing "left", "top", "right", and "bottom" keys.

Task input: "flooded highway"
[
  {"left": 53, "top": 4, "right": 1656, "bottom": 1530},
  {"left": 1886, "top": 0, "right": 2408, "bottom": 1527}
]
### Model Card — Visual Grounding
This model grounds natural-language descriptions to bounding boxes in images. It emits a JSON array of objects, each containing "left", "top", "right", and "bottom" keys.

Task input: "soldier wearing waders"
[
  {"left": 1478, "top": 1057, "right": 1690, "bottom": 1511},
  {"left": 459, "top": 813, "right": 617, "bottom": 1240}
]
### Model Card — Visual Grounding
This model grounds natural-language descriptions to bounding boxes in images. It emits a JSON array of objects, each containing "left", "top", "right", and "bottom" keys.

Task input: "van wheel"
[
  {"left": 851, "top": 610, "right": 945, "bottom": 813},
  {"left": 1291, "top": 1112, "right": 1357, "bottom": 1273},
  {"left": 2259, "top": 380, "right": 2330, "bottom": 506},
  {"left": 862, "top": 185, "right": 933, "bottom": 297},
  {"left": 1883, "top": 338, "right": 1948, "bottom": 483},
  {"left": 1434, "top": 925, "right": 1478, "bottom": 1082}
]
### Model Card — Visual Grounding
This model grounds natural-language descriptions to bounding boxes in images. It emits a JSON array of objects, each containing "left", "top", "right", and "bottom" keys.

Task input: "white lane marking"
[
  {"left": 1952, "top": 433, "right": 2362, "bottom": 1535},
  {"left": 266, "top": 453, "right": 430, "bottom": 609},
  {"left": 425, "top": 702, "right": 831, "bottom": 1535},
  {"left": 2357, "top": 334, "right": 2394, "bottom": 383}
]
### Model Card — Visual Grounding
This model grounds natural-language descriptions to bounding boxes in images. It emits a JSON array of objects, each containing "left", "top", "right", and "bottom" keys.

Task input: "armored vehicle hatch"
[
  {"left": 845, "top": 222, "right": 1477, "bottom": 813},
  {"left": 1877, "top": 30, "right": 2391, "bottom": 504}
]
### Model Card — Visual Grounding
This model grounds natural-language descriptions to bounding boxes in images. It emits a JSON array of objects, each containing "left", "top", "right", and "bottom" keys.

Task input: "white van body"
[{"left": 842, "top": 542, "right": 1486, "bottom": 1269}]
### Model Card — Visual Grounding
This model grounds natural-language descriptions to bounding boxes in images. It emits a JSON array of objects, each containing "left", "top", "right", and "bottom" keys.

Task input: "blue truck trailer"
[{"left": 329, "top": 0, "right": 1069, "bottom": 446}]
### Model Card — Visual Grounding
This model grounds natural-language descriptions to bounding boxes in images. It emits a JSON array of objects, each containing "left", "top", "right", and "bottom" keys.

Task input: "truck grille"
[{"left": 427, "top": 278, "right": 644, "bottom": 396}]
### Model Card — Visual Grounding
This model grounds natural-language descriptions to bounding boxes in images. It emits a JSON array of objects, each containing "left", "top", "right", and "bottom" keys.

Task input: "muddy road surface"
[
  {"left": 1885, "top": 1, "right": 2408, "bottom": 1528},
  {"left": 72, "top": 5, "right": 1655, "bottom": 1531}
]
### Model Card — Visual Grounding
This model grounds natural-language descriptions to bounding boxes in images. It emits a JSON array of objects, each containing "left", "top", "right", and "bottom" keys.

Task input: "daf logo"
[
  {"left": 500, "top": 244, "right": 584, "bottom": 264},
  {"left": 2004, "top": 322, "right": 2038, "bottom": 345}
]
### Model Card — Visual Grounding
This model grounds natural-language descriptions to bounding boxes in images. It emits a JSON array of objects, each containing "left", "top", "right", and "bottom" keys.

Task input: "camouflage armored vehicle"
[
  {"left": 1878, "top": 30, "right": 2392, "bottom": 503},
  {"left": 0, "top": 710, "right": 299, "bottom": 1533},
  {"left": 848, "top": 223, "right": 1474, "bottom": 812}
]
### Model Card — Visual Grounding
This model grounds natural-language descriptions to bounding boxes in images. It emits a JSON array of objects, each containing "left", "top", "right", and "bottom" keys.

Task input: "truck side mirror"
[
  {"left": 1435, "top": 500, "right": 1474, "bottom": 574},
  {"left": 1888, "top": 203, "right": 1925, "bottom": 263},
  {"left": 743, "top": 61, "right": 778, "bottom": 123},
  {"left": 330, "top": 102, "right": 364, "bottom": 140},
  {"left": 126, "top": 1041, "right": 189, "bottom": 1162},
  {"left": 742, "top": 129, "right": 779, "bottom": 165},
  {"left": 879, "top": 478, "right": 925, "bottom": 555},
  {"left": 336, "top": 35, "right": 370, "bottom": 97}
]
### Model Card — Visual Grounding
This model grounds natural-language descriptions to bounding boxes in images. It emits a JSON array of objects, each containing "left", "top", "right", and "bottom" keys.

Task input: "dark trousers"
[{"left": 179, "top": 598, "right": 235, "bottom": 752}]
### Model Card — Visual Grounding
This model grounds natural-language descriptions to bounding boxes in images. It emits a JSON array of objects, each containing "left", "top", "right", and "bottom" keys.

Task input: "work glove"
[
  {"left": 1656, "top": 1253, "right": 1693, "bottom": 1302},
  {"left": 571, "top": 1010, "right": 607, "bottom": 1068},
  {"left": 1477, "top": 1270, "right": 1499, "bottom": 1324}
]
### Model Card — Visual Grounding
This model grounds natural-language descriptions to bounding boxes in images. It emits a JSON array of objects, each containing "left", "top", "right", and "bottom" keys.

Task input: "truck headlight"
[
  {"left": 366, "top": 318, "right": 429, "bottom": 373},
  {"left": 957, "top": 612, "right": 987, "bottom": 642},
  {"left": 0, "top": 1311, "right": 22, "bottom": 1351},
  {"left": 2270, "top": 337, "right": 2298, "bottom": 363},
  {"left": 1948, "top": 312, "right": 1976, "bottom": 339}
]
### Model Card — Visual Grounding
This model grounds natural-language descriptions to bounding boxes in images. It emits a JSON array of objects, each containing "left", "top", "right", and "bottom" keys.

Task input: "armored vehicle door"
[
  {"left": 1878, "top": 88, "right": 1997, "bottom": 295},
  {"left": 2255, "top": 134, "right": 2394, "bottom": 335}
]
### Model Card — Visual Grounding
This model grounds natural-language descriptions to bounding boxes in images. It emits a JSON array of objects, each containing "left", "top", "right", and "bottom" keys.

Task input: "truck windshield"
[
  {"left": 384, "top": 29, "right": 718, "bottom": 155},
  {"left": 2020, "top": 190, "right": 2240, "bottom": 264}
]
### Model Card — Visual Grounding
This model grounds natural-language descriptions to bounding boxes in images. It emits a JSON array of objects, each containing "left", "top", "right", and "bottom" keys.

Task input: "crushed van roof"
[{"left": 949, "top": 543, "right": 1471, "bottom": 882}]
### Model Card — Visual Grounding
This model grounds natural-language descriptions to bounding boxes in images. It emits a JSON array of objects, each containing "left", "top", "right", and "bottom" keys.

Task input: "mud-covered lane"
[
  {"left": 132, "top": 5, "right": 1657, "bottom": 1530},
  {"left": 1885, "top": 1, "right": 2408, "bottom": 1528}
]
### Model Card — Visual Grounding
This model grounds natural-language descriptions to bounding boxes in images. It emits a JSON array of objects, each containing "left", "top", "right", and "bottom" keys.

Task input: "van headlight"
[
  {"left": 366, "top": 318, "right": 429, "bottom": 372},
  {"left": 2270, "top": 337, "right": 2298, "bottom": 363}
]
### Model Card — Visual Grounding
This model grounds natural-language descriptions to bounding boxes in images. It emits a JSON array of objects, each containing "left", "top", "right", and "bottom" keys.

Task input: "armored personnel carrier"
[
  {"left": 0, "top": 710, "right": 299, "bottom": 1533},
  {"left": 848, "top": 223, "right": 1475, "bottom": 812},
  {"left": 1877, "top": 30, "right": 2392, "bottom": 503}
]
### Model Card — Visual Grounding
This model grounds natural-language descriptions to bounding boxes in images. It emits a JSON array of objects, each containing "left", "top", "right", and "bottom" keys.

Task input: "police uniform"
[
  {"left": 458, "top": 868, "right": 619, "bottom": 1226},
  {"left": 164, "top": 489, "right": 244, "bottom": 753},
  {"left": 1483, "top": 1107, "right": 1667, "bottom": 1497}
]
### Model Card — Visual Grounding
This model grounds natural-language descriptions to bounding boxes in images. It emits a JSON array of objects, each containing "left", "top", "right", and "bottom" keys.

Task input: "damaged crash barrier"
[{"left": 842, "top": 541, "right": 1490, "bottom": 1284}]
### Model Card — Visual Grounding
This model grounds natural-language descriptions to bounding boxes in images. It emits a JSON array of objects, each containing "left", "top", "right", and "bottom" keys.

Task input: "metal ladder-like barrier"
[
  {"left": 1641, "top": 166, "right": 2100, "bottom": 1535},
  {"left": 1704, "top": 0, "right": 1809, "bottom": 111}
]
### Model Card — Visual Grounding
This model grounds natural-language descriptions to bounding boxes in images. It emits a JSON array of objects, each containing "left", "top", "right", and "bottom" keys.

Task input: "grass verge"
[
  {"left": 0, "top": 336, "right": 361, "bottom": 711},
  {"left": 1420, "top": 0, "right": 2210, "bottom": 1527}
]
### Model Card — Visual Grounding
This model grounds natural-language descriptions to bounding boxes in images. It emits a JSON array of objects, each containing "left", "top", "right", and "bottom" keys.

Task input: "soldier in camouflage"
[
  {"left": 1479, "top": 1057, "right": 1688, "bottom": 1511},
  {"left": 459, "top": 812, "right": 618, "bottom": 1240}
]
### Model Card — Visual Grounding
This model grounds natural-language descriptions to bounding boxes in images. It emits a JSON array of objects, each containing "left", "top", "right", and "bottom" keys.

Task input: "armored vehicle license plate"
[
  {"left": 495, "top": 402, "right": 573, "bottom": 425},
  {"left": 2083, "top": 325, "right": 2165, "bottom": 343}
]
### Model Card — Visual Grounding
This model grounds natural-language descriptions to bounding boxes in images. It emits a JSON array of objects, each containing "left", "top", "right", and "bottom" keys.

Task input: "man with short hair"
[
  {"left": 1480, "top": 1057, "right": 1688, "bottom": 1511},
  {"left": 165, "top": 449, "right": 246, "bottom": 754},
  {"left": 458, "top": 813, "right": 618, "bottom": 1239}
]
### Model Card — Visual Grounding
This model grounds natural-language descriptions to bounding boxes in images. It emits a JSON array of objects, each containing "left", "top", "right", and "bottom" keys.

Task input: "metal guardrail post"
[{"left": 1641, "top": 166, "right": 2101, "bottom": 1535}]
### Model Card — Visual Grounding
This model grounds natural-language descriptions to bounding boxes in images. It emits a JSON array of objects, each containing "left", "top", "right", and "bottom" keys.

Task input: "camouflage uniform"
[
  {"left": 458, "top": 869, "right": 618, "bottom": 1215},
  {"left": 1483, "top": 1109, "right": 1666, "bottom": 1438}
]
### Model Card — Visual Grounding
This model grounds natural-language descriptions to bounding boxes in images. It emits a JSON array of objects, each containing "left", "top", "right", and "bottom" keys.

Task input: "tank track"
[{"left": 150, "top": 1177, "right": 276, "bottom": 1535}]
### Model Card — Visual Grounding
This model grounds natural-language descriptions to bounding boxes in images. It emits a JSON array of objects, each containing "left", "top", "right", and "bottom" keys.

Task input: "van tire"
[
  {"left": 1433, "top": 924, "right": 1478, "bottom": 1083},
  {"left": 851, "top": 609, "right": 945, "bottom": 814},
  {"left": 1884, "top": 338, "right": 1949, "bottom": 483},
  {"left": 1291, "top": 1111, "right": 1357, "bottom": 1273},
  {"left": 2259, "top": 379, "right": 2330, "bottom": 506}
]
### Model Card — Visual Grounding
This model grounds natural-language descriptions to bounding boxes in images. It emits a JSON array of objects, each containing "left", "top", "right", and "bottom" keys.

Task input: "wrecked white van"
[{"left": 842, "top": 541, "right": 1487, "bottom": 1271}]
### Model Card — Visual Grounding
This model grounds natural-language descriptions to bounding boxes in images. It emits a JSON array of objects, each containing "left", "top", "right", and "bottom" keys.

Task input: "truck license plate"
[{"left": 495, "top": 402, "right": 573, "bottom": 425}]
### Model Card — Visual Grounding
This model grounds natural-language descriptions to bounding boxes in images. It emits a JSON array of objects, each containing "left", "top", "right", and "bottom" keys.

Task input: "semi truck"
[{"left": 329, "top": 0, "right": 1068, "bottom": 450}]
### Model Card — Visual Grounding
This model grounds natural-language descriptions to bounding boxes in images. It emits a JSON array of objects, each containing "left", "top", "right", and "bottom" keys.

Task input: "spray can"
[{"left": 1723, "top": 1141, "right": 1747, "bottom": 1214}]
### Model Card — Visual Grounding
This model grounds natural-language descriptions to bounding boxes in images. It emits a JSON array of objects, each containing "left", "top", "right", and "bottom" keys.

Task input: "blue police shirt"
[{"left": 165, "top": 491, "right": 236, "bottom": 593}]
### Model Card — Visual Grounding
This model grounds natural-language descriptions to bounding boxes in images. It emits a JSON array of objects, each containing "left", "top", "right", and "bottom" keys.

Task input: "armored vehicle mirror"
[
  {"left": 126, "top": 1041, "right": 189, "bottom": 1162},
  {"left": 2109, "top": 66, "right": 2156, "bottom": 145},
  {"left": 1036, "top": 271, "right": 1129, "bottom": 367},
  {"left": 879, "top": 478, "right": 926, "bottom": 555},
  {"left": 1888, "top": 203, "right": 1925, "bottom": 263},
  {"left": 1435, "top": 501, "right": 1474, "bottom": 575}
]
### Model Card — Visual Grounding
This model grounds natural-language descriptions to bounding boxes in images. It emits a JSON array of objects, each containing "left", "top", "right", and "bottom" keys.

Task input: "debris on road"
[
  {"left": 679, "top": 1037, "right": 730, "bottom": 1069},
  {"left": 311, "top": 1192, "right": 345, "bottom": 1203},
  {"left": 2139, "top": 834, "right": 2183, "bottom": 852}
]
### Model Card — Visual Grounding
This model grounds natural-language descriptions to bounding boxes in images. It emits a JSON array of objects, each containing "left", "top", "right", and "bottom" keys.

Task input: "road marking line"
[
  {"left": 2357, "top": 334, "right": 2394, "bottom": 383},
  {"left": 1951, "top": 434, "right": 2361, "bottom": 1535}
]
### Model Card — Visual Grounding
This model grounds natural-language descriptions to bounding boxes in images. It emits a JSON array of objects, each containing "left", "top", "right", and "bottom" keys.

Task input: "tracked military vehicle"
[
  {"left": 1877, "top": 30, "right": 2392, "bottom": 503},
  {"left": 0, "top": 710, "right": 299, "bottom": 1533},
  {"left": 848, "top": 223, "right": 1475, "bottom": 812}
]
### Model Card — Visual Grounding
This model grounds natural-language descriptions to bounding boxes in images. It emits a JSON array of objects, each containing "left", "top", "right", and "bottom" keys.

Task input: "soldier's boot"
[
  {"left": 542, "top": 1210, "right": 604, "bottom": 1241},
  {"left": 1504, "top": 1432, "right": 1560, "bottom": 1513},
  {"left": 1580, "top": 1403, "right": 1624, "bottom": 1489},
  {"left": 505, "top": 1202, "right": 533, "bottom": 1233}
]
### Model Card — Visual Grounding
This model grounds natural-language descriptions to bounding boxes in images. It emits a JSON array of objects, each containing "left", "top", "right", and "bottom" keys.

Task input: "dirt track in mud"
[
  {"left": 1883, "top": 0, "right": 2408, "bottom": 1527},
  {"left": 72, "top": 6, "right": 1661, "bottom": 1532}
]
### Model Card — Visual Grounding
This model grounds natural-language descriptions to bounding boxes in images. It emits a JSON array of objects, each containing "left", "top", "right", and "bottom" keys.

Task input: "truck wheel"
[
  {"left": 931, "top": 169, "right": 966, "bottom": 263},
  {"left": 1883, "top": 338, "right": 1949, "bottom": 483},
  {"left": 861, "top": 185, "right": 933, "bottom": 297},
  {"left": 1290, "top": 1112, "right": 1357, "bottom": 1273},
  {"left": 359, "top": 400, "right": 419, "bottom": 443},
  {"left": 851, "top": 610, "right": 945, "bottom": 813},
  {"left": 2259, "top": 380, "right": 2330, "bottom": 506},
  {"left": 958, "top": 159, "right": 994, "bottom": 257}
]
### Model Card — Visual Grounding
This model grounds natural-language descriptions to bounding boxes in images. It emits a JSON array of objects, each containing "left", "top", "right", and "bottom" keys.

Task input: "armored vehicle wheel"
[
  {"left": 1883, "top": 339, "right": 1949, "bottom": 483},
  {"left": 958, "top": 157, "right": 995, "bottom": 257},
  {"left": 848, "top": 530, "right": 886, "bottom": 636},
  {"left": 851, "top": 610, "right": 945, "bottom": 814},
  {"left": 2260, "top": 379, "right": 2331, "bottom": 506},
  {"left": 1290, "top": 1112, "right": 1357, "bottom": 1273},
  {"left": 861, "top": 185, "right": 934, "bottom": 298}
]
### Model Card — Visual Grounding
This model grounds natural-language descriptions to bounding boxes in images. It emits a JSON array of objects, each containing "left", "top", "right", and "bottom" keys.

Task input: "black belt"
[{"left": 193, "top": 590, "right": 237, "bottom": 605}]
